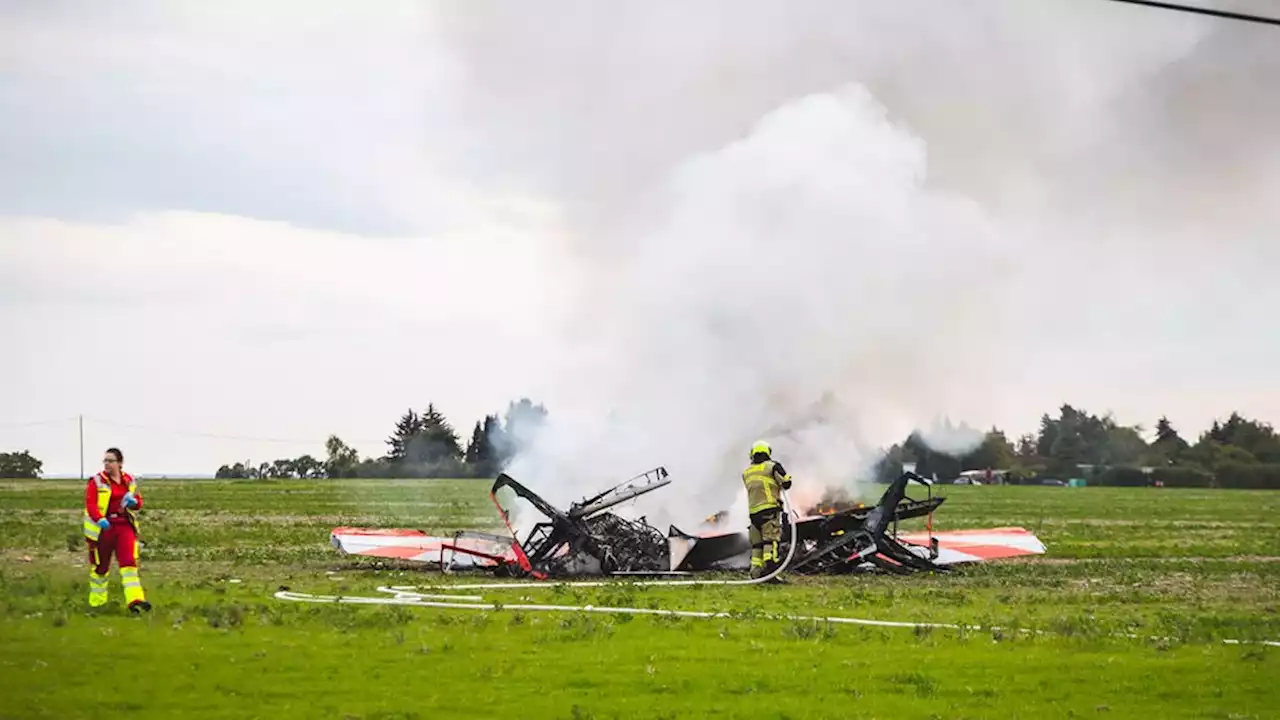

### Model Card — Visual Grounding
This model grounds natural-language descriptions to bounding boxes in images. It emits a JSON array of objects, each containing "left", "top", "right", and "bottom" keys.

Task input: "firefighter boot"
[{"left": 761, "top": 559, "right": 788, "bottom": 585}]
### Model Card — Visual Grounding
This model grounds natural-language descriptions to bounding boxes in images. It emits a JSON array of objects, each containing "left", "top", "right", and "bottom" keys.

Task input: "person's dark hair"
[{"left": 105, "top": 447, "right": 123, "bottom": 463}]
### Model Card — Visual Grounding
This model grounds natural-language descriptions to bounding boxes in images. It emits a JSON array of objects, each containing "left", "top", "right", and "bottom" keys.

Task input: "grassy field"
[{"left": 2, "top": 478, "right": 1278, "bottom": 719}]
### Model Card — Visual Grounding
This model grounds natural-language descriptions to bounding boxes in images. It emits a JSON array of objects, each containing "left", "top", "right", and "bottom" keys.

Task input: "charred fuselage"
[
  {"left": 490, "top": 467, "right": 674, "bottom": 577},
  {"left": 488, "top": 468, "right": 949, "bottom": 578}
]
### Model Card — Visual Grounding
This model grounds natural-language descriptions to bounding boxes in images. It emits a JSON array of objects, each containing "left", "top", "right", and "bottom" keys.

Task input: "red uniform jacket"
[{"left": 84, "top": 472, "right": 143, "bottom": 523}]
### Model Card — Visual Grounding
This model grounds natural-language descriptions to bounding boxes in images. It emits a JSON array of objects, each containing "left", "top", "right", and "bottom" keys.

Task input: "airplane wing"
[
  {"left": 329, "top": 527, "right": 518, "bottom": 569},
  {"left": 895, "top": 526, "right": 1047, "bottom": 564}
]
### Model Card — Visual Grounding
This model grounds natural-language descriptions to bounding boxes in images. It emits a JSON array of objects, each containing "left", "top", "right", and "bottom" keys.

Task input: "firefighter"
[
  {"left": 742, "top": 440, "right": 792, "bottom": 581},
  {"left": 82, "top": 447, "right": 151, "bottom": 613}
]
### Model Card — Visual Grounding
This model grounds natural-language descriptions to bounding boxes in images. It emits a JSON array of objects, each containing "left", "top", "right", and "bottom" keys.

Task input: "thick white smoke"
[
  {"left": 425, "top": 0, "right": 1279, "bottom": 530},
  {"left": 4, "top": 1, "right": 1275, "bottom": 484},
  {"left": 504, "top": 85, "right": 1010, "bottom": 525}
]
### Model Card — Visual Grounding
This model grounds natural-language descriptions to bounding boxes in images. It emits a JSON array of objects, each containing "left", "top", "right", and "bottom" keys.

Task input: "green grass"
[{"left": 2, "top": 479, "right": 1278, "bottom": 719}]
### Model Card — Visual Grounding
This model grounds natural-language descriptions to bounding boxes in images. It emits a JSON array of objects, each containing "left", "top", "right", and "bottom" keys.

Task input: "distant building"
[{"left": 956, "top": 469, "right": 1009, "bottom": 485}]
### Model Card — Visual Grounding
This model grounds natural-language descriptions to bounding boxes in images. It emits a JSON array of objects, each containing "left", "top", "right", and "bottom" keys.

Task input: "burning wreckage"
[{"left": 329, "top": 467, "right": 1046, "bottom": 578}]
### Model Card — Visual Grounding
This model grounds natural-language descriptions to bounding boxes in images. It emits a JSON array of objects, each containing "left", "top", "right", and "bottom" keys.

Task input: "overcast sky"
[{"left": 2, "top": 1, "right": 1277, "bottom": 497}]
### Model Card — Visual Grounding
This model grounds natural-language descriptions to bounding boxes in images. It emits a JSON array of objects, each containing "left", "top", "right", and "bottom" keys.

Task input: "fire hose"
[{"left": 272, "top": 490, "right": 1280, "bottom": 648}]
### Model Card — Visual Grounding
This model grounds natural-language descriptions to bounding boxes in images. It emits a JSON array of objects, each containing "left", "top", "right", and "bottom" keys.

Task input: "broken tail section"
[{"left": 666, "top": 471, "right": 1046, "bottom": 574}]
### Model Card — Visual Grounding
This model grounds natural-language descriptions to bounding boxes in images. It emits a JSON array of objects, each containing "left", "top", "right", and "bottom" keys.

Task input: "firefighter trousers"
[
  {"left": 87, "top": 521, "right": 146, "bottom": 608},
  {"left": 748, "top": 507, "right": 782, "bottom": 577}
]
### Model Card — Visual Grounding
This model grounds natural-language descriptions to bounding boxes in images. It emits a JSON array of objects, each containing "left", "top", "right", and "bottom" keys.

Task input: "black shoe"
[{"left": 129, "top": 600, "right": 152, "bottom": 614}]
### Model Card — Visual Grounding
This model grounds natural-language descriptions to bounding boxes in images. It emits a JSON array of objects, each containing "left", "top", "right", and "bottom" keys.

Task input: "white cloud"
[
  {"left": 1, "top": 205, "right": 576, "bottom": 473},
  {"left": 2, "top": 0, "right": 1277, "bottom": 517},
  {"left": 0, "top": 0, "right": 463, "bottom": 233}
]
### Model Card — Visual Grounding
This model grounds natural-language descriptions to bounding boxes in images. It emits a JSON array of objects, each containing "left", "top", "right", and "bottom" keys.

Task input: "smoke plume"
[{"left": 424, "top": 0, "right": 1279, "bottom": 529}]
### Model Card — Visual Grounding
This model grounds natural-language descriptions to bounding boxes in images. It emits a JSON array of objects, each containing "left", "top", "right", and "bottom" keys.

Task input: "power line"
[
  {"left": 2, "top": 414, "right": 388, "bottom": 448},
  {"left": 84, "top": 416, "right": 386, "bottom": 446},
  {"left": 1106, "top": 0, "right": 1280, "bottom": 26},
  {"left": 0, "top": 416, "right": 78, "bottom": 428}
]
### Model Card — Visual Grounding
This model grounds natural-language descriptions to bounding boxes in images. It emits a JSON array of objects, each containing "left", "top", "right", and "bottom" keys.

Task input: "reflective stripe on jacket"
[
  {"left": 743, "top": 460, "right": 787, "bottom": 514},
  {"left": 82, "top": 472, "right": 139, "bottom": 541}
]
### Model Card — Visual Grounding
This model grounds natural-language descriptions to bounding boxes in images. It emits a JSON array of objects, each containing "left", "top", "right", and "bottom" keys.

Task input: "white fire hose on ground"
[{"left": 273, "top": 490, "right": 1279, "bottom": 648}]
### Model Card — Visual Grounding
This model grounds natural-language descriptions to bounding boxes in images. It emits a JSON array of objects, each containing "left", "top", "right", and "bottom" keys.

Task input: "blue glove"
[
  {"left": 122, "top": 492, "right": 138, "bottom": 509},
  {"left": 96, "top": 518, "right": 110, "bottom": 531}
]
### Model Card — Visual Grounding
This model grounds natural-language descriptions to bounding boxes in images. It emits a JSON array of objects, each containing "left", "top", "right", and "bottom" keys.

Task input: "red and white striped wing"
[
  {"left": 896, "top": 526, "right": 1047, "bottom": 564},
  {"left": 329, "top": 527, "right": 516, "bottom": 568}
]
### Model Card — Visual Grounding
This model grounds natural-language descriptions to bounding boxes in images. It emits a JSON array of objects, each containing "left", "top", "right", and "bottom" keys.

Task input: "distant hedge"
[
  {"left": 1215, "top": 463, "right": 1280, "bottom": 489},
  {"left": 1095, "top": 464, "right": 1280, "bottom": 489},
  {"left": 1151, "top": 467, "right": 1215, "bottom": 488},
  {"left": 1095, "top": 467, "right": 1148, "bottom": 487}
]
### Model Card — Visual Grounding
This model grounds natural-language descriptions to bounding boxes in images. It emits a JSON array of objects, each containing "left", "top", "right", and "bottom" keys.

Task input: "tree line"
[
  {"left": 213, "top": 397, "right": 548, "bottom": 480},
  {"left": 3, "top": 402, "right": 1277, "bottom": 489},
  {"left": 873, "top": 405, "right": 1280, "bottom": 489},
  {"left": 0, "top": 451, "right": 42, "bottom": 479}
]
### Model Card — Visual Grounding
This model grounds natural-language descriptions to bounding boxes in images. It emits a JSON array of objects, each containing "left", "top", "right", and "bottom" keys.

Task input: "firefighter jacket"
[
  {"left": 742, "top": 460, "right": 792, "bottom": 515},
  {"left": 82, "top": 472, "right": 142, "bottom": 542}
]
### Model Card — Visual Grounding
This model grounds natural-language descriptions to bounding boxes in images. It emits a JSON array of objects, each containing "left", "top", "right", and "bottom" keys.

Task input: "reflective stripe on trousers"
[
  {"left": 120, "top": 566, "right": 146, "bottom": 605},
  {"left": 89, "top": 570, "right": 109, "bottom": 607}
]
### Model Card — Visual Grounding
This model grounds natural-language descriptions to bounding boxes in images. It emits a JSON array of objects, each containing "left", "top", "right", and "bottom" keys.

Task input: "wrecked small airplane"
[{"left": 330, "top": 466, "right": 1047, "bottom": 578}]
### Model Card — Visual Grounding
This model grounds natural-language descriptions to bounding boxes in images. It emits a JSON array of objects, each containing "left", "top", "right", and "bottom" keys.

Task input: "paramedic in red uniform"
[{"left": 82, "top": 447, "right": 151, "bottom": 612}]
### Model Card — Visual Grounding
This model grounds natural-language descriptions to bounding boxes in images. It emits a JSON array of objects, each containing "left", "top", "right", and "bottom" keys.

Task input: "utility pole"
[{"left": 79, "top": 414, "right": 84, "bottom": 481}]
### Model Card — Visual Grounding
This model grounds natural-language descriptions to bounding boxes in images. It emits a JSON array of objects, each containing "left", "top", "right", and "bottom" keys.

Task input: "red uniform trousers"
[
  {"left": 86, "top": 519, "right": 146, "bottom": 608},
  {"left": 87, "top": 519, "right": 139, "bottom": 574}
]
